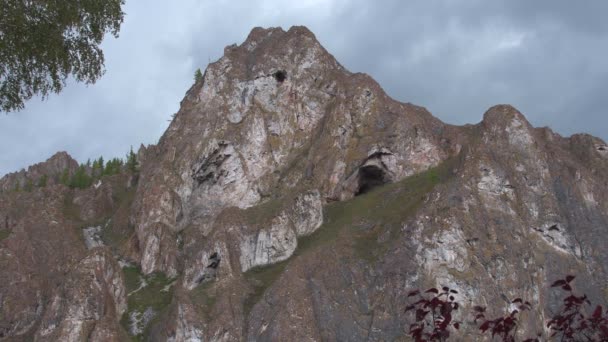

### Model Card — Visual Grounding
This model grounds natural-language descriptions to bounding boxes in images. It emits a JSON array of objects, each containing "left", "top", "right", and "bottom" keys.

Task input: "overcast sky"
[{"left": 2, "top": 0, "right": 608, "bottom": 176}]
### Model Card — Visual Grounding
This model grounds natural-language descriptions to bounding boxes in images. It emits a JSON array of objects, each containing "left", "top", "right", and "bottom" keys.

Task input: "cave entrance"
[
  {"left": 355, "top": 164, "right": 390, "bottom": 196},
  {"left": 273, "top": 70, "right": 287, "bottom": 83}
]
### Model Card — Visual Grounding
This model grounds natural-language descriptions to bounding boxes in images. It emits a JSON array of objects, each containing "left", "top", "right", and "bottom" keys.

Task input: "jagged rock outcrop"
[
  {"left": 0, "top": 152, "right": 78, "bottom": 193},
  {"left": 131, "top": 25, "right": 457, "bottom": 279},
  {"left": 34, "top": 248, "right": 127, "bottom": 341},
  {"left": 0, "top": 173, "right": 134, "bottom": 341},
  {"left": 1, "top": 26, "right": 607, "bottom": 341}
]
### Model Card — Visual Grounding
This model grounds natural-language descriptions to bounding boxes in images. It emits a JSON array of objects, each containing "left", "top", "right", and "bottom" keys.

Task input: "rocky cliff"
[
  {"left": 1, "top": 26, "right": 607, "bottom": 341},
  {"left": 0, "top": 152, "right": 78, "bottom": 193}
]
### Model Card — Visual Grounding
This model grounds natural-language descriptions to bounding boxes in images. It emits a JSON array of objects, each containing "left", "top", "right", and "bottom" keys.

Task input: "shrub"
[
  {"left": 405, "top": 286, "right": 461, "bottom": 341},
  {"left": 37, "top": 175, "right": 48, "bottom": 187},
  {"left": 473, "top": 299, "right": 538, "bottom": 342},
  {"left": 546, "top": 276, "right": 608, "bottom": 341},
  {"left": 23, "top": 179, "right": 33, "bottom": 192},
  {"left": 60, "top": 169, "right": 70, "bottom": 186},
  {"left": 405, "top": 276, "right": 608, "bottom": 341}
]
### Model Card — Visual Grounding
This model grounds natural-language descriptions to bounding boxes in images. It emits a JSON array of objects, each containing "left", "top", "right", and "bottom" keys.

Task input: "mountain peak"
[
  {"left": 481, "top": 104, "right": 530, "bottom": 127},
  {"left": 213, "top": 25, "right": 342, "bottom": 84},
  {"left": 3, "top": 26, "right": 608, "bottom": 342},
  {"left": 0, "top": 151, "right": 78, "bottom": 192},
  {"left": 242, "top": 25, "right": 317, "bottom": 47}
]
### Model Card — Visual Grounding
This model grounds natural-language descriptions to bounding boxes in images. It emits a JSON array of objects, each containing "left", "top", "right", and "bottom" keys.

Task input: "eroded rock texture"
[
  {"left": 0, "top": 152, "right": 78, "bottom": 193},
  {"left": 1, "top": 26, "right": 607, "bottom": 341}
]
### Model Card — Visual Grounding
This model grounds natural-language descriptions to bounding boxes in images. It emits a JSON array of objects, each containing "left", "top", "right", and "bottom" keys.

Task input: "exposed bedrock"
[{"left": 1, "top": 26, "right": 608, "bottom": 341}]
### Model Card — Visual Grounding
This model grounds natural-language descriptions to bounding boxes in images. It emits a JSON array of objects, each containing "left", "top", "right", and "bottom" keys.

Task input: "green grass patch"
[
  {"left": 297, "top": 161, "right": 452, "bottom": 261},
  {"left": 120, "top": 266, "right": 175, "bottom": 341},
  {"left": 0, "top": 230, "right": 10, "bottom": 241},
  {"left": 350, "top": 167, "right": 447, "bottom": 262},
  {"left": 241, "top": 197, "right": 283, "bottom": 224},
  {"left": 189, "top": 281, "right": 218, "bottom": 319},
  {"left": 241, "top": 158, "right": 458, "bottom": 314},
  {"left": 243, "top": 259, "right": 290, "bottom": 316},
  {"left": 99, "top": 220, "right": 131, "bottom": 253},
  {"left": 125, "top": 271, "right": 173, "bottom": 313},
  {"left": 61, "top": 178, "right": 136, "bottom": 253},
  {"left": 101, "top": 187, "right": 136, "bottom": 254},
  {"left": 122, "top": 266, "right": 142, "bottom": 293}
]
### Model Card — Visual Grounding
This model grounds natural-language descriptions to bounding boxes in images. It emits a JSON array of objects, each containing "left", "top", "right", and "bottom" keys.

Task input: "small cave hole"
[
  {"left": 355, "top": 165, "right": 390, "bottom": 196},
  {"left": 466, "top": 237, "right": 479, "bottom": 246},
  {"left": 273, "top": 70, "right": 287, "bottom": 83},
  {"left": 598, "top": 146, "right": 607, "bottom": 151},
  {"left": 207, "top": 252, "right": 221, "bottom": 269},
  {"left": 548, "top": 224, "right": 559, "bottom": 232}
]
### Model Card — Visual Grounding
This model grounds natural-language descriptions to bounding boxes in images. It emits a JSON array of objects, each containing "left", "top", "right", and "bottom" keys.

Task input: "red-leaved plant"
[
  {"left": 405, "top": 286, "right": 461, "bottom": 341},
  {"left": 473, "top": 299, "right": 538, "bottom": 342},
  {"left": 405, "top": 275, "right": 608, "bottom": 341},
  {"left": 546, "top": 275, "right": 608, "bottom": 341}
]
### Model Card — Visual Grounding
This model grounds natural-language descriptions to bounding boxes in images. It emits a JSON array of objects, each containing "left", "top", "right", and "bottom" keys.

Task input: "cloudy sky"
[{"left": 2, "top": 0, "right": 608, "bottom": 176}]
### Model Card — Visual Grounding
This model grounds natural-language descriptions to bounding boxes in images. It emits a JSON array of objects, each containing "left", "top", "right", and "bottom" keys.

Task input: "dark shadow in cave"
[
  {"left": 273, "top": 70, "right": 287, "bottom": 83},
  {"left": 355, "top": 164, "right": 391, "bottom": 196}
]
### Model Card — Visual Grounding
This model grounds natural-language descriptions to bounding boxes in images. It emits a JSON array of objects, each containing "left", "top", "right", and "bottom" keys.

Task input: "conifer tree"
[
  {"left": 92, "top": 156, "right": 104, "bottom": 179},
  {"left": 194, "top": 68, "right": 203, "bottom": 83},
  {"left": 60, "top": 169, "right": 70, "bottom": 186},
  {"left": 98, "top": 156, "right": 104, "bottom": 171},
  {"left": 23, "top": 179, "right": 33, "bottom": 192},
  {"left": 69, "top": 165, "right": 92, "bottom": 189},
  {"left": 126, "top": 146, "right": 138, "bottom": 173},
  {"left": 91, "top": 159, "right": 98, "bottom": 178},
  {"left": 37, "top": 175, "right": 48, "bottom": 187},
  {"left": 103, "top": 158, "right": 123, "bottom": 176}
]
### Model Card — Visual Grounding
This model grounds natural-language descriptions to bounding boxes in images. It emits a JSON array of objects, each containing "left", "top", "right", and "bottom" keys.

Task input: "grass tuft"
[
  {"left": 243, "top": 259, "right": 290, "bottom": 316},
  {"left": 120, "top": 266, "right": 175, "bottom": 341},
  {"left": 189, "top": 281, "right": 218, "bottom": 319}
]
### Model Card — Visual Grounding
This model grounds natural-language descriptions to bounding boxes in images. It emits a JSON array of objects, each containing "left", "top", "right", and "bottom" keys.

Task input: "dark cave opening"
[
  {"left": 355, "top": 165, "right": 390, "bottom": 196},
  {"left": 273, "top": 70, "right": 287, "bottom": 83},
  {"left": 207, "top": 252, "right": 221, "bottom": 269}
]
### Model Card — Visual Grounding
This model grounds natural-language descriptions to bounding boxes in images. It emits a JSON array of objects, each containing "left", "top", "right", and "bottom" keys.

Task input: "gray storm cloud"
[{"left": 1, "top": 0, "right": 607, "bottom": 175}]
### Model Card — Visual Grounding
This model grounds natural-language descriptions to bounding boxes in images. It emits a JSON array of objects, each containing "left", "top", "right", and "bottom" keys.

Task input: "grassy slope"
[
  {"left": 242, "top": 158, "right": 456, "bottom": 315},
  {"left": 120, "top": 266, "right": 175, "bottom": 341},
  {"left": 0, "top": 229, "right": 9, "bottom": 241}
]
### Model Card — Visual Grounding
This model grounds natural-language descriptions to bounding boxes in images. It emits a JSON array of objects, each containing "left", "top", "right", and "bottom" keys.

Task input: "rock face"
[
  {"left": 0, "top": 175, "right": 131, "bottom": 341},
  {"left": 1, "top": 26, "right": 608, "bottom": 341},
  {"left": 0, "top": 152, "right": 78, "bottom": 193}
]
